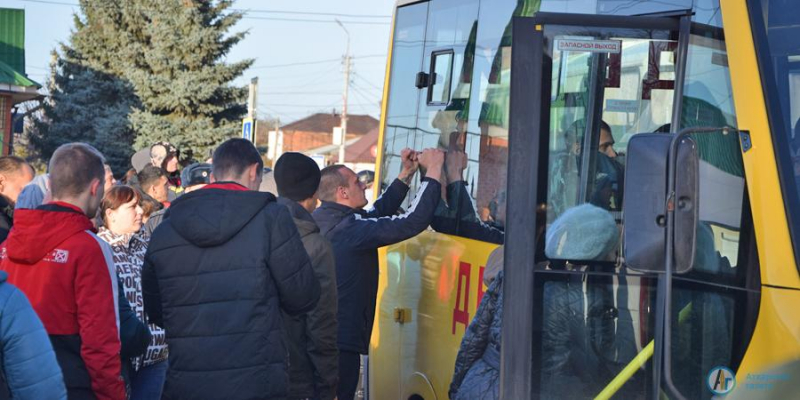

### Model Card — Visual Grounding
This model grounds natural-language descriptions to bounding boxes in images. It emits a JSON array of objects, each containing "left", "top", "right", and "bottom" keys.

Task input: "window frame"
[{"left": 427, "top": 49, "right": 455, "bottom": 106}]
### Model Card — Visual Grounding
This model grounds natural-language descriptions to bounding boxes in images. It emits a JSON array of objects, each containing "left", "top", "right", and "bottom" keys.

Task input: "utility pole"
[
  {"left": 336, "top": 19, "right": 350, "bottom": 165},
  {"left": 247, "top": 77, "right": 259, "bottom": 144}
]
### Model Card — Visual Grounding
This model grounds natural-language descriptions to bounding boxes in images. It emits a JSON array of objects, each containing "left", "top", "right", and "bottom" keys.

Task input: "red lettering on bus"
[
  {"left": 452, "top": 261, "right": 471, "bottom": 334},
  {"left": 477, "top": 266, "right": 486, "bottom": 306}
]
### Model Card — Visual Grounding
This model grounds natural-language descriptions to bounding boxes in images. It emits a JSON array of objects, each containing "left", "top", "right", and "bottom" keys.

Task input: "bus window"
[
  {"left": 429, "top": 0, "right": 537, "bottom": 244},
  {"left": 380, "top": 3, "right": 429, "bottom": 196},
  {"left": 749, "top": 0, "right": 800, "bottom": 274},
  {"left": 545, "top": 30, "right": 677, "bottom": 260}
]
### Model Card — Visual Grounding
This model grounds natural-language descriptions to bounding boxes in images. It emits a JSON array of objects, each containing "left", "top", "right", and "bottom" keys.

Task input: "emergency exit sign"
[{"left": 556, "top": 39, "right": 622, "bottom": 54}]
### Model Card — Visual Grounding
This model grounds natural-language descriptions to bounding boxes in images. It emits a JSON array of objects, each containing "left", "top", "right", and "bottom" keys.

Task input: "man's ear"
[
  {"left": 249, "top": 163, "right": 259, "bottom": 182},
  {"left": 90, "top": 178, "right": 102, "bottom": 197},
  {"left": 0, "top": 174, "right": 6, "bottom": 192}
]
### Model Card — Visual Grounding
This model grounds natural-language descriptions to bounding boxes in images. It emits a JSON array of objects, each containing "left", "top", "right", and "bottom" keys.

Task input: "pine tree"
[
  {"left": 31, "top": 2, "right": 139, "bottom": 174},
  {"left": 32, "top": 0, "right": 252, "bottom": 171},
  {"left": 118, "top": 0, "right": 253, "bottom": 161},
  {"left": 30, "top": 48, "right": 138, "bottom": 174}
]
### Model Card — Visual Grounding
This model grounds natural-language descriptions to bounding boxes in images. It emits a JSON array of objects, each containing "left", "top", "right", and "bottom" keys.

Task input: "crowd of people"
[{"left": 0, "top": 138, "right": 447, "bottom": 400}]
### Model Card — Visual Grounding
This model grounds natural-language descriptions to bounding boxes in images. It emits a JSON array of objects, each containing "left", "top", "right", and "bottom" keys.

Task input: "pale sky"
[{"left": 3, "top": 0, "right": 396, "bottom": 123}]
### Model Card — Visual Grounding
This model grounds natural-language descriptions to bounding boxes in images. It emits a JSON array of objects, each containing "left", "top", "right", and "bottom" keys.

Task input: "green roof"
[
  {"left": 0, "top": 60, "right": 39, "bottom": 87},
  {"left": 0, "top": 8, "right": 25, "bottom": 73}
]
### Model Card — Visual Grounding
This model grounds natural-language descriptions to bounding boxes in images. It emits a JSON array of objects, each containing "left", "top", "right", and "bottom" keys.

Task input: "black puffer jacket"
[{"left": 142, "top": 183, "right": 321, "bottom": 400}]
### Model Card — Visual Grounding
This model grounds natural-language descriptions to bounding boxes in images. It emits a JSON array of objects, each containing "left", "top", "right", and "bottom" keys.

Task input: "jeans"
[
  {"left": 337, "top": 351, "right": 361, "bottom": 400},
  {"left": 130, "top": 360, "right": 168, "bottom": 400}
]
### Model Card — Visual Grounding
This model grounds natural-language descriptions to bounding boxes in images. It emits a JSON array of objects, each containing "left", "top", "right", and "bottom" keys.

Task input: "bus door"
[
  {"left": 504, "top": 12, "right": 760, "bottom": 400},
  {"left": 373, "top": 1, "right": 430, "bottom": 396}
]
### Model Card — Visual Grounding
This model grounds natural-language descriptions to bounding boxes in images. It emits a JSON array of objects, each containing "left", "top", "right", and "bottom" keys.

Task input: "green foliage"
[
  {"left": 32, "top": 0, "right": 252, "bottom": 173},
  {"left": 30, "top": 49, "right": 138, "bottom": 174}
]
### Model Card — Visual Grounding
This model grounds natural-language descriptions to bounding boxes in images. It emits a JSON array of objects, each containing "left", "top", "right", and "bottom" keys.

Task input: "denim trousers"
[{"left": 129, "top": 360, "right": 168, "bottom": 400}]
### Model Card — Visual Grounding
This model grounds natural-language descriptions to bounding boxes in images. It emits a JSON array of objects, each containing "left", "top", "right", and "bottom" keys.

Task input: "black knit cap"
[{"left": 274, "top": 152, "right": 321, "bottom": 201}]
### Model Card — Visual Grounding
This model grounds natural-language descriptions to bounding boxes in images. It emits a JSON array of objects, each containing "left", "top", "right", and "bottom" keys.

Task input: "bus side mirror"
[{"left": 623, "top": 134, "right": 699, "bottom": 274}]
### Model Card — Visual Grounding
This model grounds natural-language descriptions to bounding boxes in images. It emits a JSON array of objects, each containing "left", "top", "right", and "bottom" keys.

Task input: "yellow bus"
[{"left": 370, "top": 0, "right": 800, "bottom": 398}]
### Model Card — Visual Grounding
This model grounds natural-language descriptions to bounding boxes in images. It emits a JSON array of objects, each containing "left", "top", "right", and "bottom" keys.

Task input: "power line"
[
  {"left": 250, "top": 58, "right": 340, "bottom": 70},
  {"left": 238, "top": 8, "right": 390, "bottom": 19},
  {"left": 13, "top": 0, "right": 390, "bottom": 24},
  {"left": 241, "top": 16, "right": 389, "bottom": 25},
  {"left": 259, "top": 91, "right": 340, "bottom": 95}
]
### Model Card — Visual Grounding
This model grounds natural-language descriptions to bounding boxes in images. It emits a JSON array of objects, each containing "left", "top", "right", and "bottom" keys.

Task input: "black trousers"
[{"left": 337, "top": 351, "right": 361, "bottom": 400}]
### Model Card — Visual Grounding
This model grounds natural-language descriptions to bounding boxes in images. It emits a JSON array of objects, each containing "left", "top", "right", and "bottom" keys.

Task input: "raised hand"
[{"left": 398, "top": 148, "right": 419, "bottom": 184}]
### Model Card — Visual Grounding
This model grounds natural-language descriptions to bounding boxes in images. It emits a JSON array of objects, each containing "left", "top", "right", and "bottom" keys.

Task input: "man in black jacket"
[
  {"left": 142, "top": 139, "right": 321, "bottom": 400},
  {"left": 313, "top": 148, "right": 444, "bottom": 400},
  {"left": 274, "top": 152, "right": 338, "bottom": 400}
]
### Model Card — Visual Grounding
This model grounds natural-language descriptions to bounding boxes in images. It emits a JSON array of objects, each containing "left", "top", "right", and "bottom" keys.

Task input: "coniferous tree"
[
  {"left": 33, "top": 0, "right": 252, "bottom": 170},
  {"left": 31, "top": 2, "right": 139, "bottom": 174},
  {"left": 119, "top": 0, "right": 253, "bottom": 161}
]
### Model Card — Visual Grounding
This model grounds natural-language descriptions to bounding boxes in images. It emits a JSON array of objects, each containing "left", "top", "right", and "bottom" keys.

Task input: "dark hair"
[
  {"left": 212, "top": 139, "right": 264, "bottom": 180},
  {"left": 318, "top": 165, "right": 350, "bottom": 202},
  {"left": 600, "top": 120, "right": 612, "bottom": 135},
  {"left": 137, "top": 165, "right": 167, "bottom": 192},
  {"left": 49, "top": 143, "right": 106, "bottom": 198},
  {"left": 100, "top": 185, "right": 141, "bottom": 223},
  {"left": 0, "top": 156, "right": 31, "bottom": 177},
  {"left": 139, "top": 192, "right": 163, "bottom": 219}
]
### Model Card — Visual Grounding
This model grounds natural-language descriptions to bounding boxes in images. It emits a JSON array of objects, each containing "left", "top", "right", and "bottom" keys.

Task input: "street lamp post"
[{"left": 336, "top": 19, "right": 350, "bottom": 165}]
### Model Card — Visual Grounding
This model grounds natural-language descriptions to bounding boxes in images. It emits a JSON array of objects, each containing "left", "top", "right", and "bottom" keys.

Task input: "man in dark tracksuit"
[
  {"left": 313, "top": 148, "right": 445, "bottom": 400},
  {"left": 142, "top": 139, "right": 321, "bottom": 400},
  {"left": 274, "top": 153, "right": 339, "bottom": 400}
]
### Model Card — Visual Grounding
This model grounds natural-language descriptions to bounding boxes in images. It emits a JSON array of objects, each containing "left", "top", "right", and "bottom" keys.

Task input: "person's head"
[
  {"left": 0, "top": 156, "right": 34, "bottom": 205},
  {"left": 211, "top": 139, "right": 264, "bottom": 190},
  {"left": 150, "top": 142, "right": 179, "bottom": 172},
  {"left": 137, "top": 165, "right": 169, "bottom": 203},
  {"left": 101, "top": 185, "right": 143, "bottom": 235},
  {"left": 49, "top": 143, "right": 107, "bottom": 218},
  {"left": 103, "top": 164, "right": 116, "bottom": 190},
  {"left": 599, "top": 120, "right": 617, "bottom": 158},
  {"left": 318, "top": 165, "right": 367, "bottom": 209},
  {"left": 274, "top": 152, "right": 322, "bottom": 213},
  {"left": 124, "top": 168, "right": 138, "bottom": 185},
  {"left": 180, "top": 163, "right": 212, "bottom": 193},
  {"left": 139, "top": 192, "right": 162, "bottom": 224}
]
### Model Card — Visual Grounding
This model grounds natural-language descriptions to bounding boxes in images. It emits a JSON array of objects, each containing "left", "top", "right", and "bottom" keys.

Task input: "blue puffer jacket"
[{"left": 0, "top": 271, "right": 66, "bottom": 399}]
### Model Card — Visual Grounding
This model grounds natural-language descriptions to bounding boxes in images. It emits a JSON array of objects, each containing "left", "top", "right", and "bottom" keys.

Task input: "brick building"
[{"left": 278, "top": 112, "right": 378, "bottom": 154}]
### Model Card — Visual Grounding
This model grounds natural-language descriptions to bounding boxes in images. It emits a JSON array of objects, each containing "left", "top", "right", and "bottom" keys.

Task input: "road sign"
[{"left": 242, "top": 118, "right": 254, "bottom": 142}]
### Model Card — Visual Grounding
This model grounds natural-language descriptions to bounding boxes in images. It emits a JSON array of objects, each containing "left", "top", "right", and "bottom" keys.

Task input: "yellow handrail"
[{"left": 594, "top": 303, "right": 693, "bottom": 400}]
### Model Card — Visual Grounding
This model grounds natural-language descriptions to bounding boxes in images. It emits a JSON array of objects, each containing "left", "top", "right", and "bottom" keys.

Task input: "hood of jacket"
[
  {"left": 166, "top": 186, "right": 275, "bottom": 248},
  {"left": 277, "top": 197, "right": 318, "bottom": 238},
  {"left": 5, "top": 203, "right": 94, "bottom": 265},
  {"left": 313, "top": 201, "right": 357, "bottom": 237}
]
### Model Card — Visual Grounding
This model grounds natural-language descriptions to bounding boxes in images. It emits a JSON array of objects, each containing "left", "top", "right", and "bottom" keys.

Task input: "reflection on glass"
[
  {"left": 430, "top": 51, "right": 454, "bottom": 105},
  {"left": 750, "top": 0, "right": 800, "bottom": 244},
  {"left": 381, "top": 3, "right": 429, "bottom": 195}
]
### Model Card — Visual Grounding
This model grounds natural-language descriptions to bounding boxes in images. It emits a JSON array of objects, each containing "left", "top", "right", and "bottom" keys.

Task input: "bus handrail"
[{"left": 594, "top": 302, "right": 693, "bottom": 400}]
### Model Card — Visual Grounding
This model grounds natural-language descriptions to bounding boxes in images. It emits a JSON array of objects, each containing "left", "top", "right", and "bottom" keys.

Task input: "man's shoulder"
[{"left": 65, "top": 230, "right": 112, "bottom": 258}]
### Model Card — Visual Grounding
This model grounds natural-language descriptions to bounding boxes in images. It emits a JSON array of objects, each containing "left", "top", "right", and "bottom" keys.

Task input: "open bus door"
[{"left": 504, "top": 12, "right": 760, "bottom": 400}]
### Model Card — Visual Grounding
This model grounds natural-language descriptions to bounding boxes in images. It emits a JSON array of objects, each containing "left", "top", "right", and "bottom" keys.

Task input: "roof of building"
[
  {"left": 303, "top": 126, "right": 380, "bottom": 164},
  {"left": 0, "top": 8, "right": 39, "bottom": 93},
  {"left": 281, "top": 113, "right": 379, "bottom": 136},
  {"left": 0, "top": 8, "right": 25, "bottom": 73},
  {"left": 345, "top": 127, "right": 379, "bottom": 163}
]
